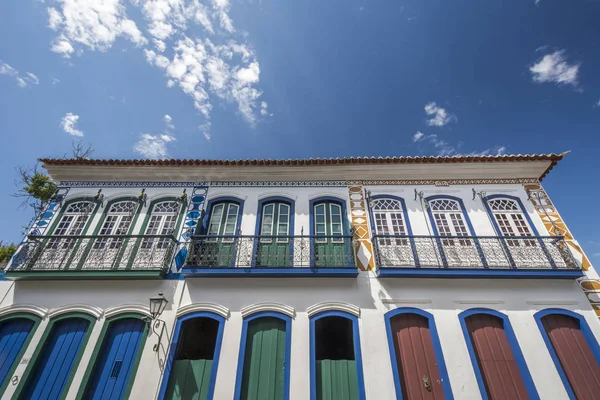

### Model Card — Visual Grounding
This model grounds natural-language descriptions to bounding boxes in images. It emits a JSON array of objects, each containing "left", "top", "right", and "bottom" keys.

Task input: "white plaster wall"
[{"left": 1, "top": 274, "right": 599, "bottom": 399}]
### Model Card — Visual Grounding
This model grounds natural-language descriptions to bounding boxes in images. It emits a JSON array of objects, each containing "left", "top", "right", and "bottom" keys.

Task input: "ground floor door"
[
  {"left": 22, "top": 317, "right": 90, "bottom": 399},
  {"left": 0, "top": 318, "right": 36, "bottom": 385},
  {"left": 240, "top": 317, "right": 286, "bottom": 400},
  {"left": 85, "top": 318, "right": 145, "bottom": 400},
  {"left": 390, "top": 313, "right": 445, "bottom": 399}
]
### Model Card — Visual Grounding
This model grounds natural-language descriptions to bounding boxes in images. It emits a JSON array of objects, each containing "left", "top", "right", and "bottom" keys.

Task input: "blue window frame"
[
  {"left": 459, "top": 308, "right": 538, "bottom": 400},
  {"left": 309, "top": 310, "right": 366, "bottom": 400},
  {"left": 202, "top": 197, "right": 244, "bottom": 236},
  {"left": 534, "top": 308, "right": 600, "bottom": 400},
  {"left": 158, "top": 311, "right": 226, "bottom": 400},
  {"left": 384, "top": 308, "right": 453, "bottom": 399}
]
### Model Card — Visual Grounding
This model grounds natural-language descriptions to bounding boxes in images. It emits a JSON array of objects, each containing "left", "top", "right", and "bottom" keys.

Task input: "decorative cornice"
[
  {"left": 60, "top": 181, "right": 207, "bottom": 188},
  {"left": 306, "top": 302, "right": 361, "bottom": 317},
  {"left": 104, "top": 304, "right": 151, "bottom": 319},
  {"left": 350, "top": 178, "right": 540, "bottom": 186},
  {"left": 177, "top": 303, "right": 230, "bottom": 319},
  {"left": 211, "top": 181, "right": 347, "bottom": 187},
  {"left": 0, "top": 304, "right": 48, "bottom": 319},
  {"left": 48, "top": 304, "right": 103, "bottom": 320},
  {"left": 241, "top": 302, "right": 295, "bottom": 319}
]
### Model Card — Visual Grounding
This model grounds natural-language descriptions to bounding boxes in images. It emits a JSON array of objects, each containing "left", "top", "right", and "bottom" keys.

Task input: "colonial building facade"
[{"left": 1, "top": 153, "right": 599, "bottom": 400}]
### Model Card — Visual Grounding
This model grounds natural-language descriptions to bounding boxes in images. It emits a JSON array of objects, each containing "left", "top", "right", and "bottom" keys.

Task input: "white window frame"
[
  {"left": 429, "top": 199, "right": 471, "bottom": 246},
  {"left": 488, "top": 198, "right": 536, "bottom": 246},
  {"left": 206, "top": 202, "right": 240, "bottom": 243}
]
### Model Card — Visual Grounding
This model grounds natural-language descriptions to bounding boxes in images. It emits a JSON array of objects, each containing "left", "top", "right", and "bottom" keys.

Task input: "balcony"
[
  {"left": 4, "top": 234, "right": 177, "bottom": 279},
  {"left": 373, "top": 235, "right": 583, "bottom": 278},
  {"left": 182, "top": 235, "right": 358, "bottom": 277}
]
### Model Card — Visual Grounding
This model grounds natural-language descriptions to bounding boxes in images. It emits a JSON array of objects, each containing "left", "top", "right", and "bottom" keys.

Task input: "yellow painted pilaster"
[{"left": 348, "top": 185, "right": 374, "bottom": 271}]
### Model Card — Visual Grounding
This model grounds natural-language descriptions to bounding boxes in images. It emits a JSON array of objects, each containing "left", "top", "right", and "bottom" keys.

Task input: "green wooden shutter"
[
  {"left": 240, "top": 318, "right": 286, "bottom": 400},
  {"left": 164, "top": 359, "right": 213, "bottom": 400},
  {"left": 316, "top": 360, "right": 359, "bottom": 400},
  {"left": 257, "top": 203, "right": 291, "bottom": 267},
  {"left": 314, "top": 202, "right": 345, "bottom": 268}
]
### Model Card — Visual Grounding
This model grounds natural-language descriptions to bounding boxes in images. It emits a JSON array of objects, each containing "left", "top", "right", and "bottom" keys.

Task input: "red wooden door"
[
  {"left": 390, "top": 314, "right": 445, "bottom": 399},
  {"left": 465, "top": 314, "right": 529, "bottom": 399},
  {"left": 542, "top": 314, "right": 600, "bottom": 400}
]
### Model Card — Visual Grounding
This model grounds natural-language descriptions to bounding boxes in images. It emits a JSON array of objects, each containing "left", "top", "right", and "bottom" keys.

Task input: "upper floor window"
[
  {"left": 142, "top": 201, "right": 180, "bottom": 249},
  {"left": 429, "top": 198, "right": 470, "bottom": 237},
  {"left": 372, "top": 198, "right": 407, "bottom": 236},
  {"left": 260, "top": 202, "right": 290, "bottom": 237},
  {"left": 314, "top": 201, "right": 343, "bottom": 242},
  {"left": 53, "top": 201, "right": 95, "bottom": 237},
  {"left": 98, "top": 201, "right": 138, "bottom": 236},
  {"left": 488, "top": 199, "right": 533, "bottom": 238},
  {"left": 94, "top": 200, "right": 139, "bottom": 249},
  {"left": 206, "top": 201, "right": 240, "bottom": 244}
]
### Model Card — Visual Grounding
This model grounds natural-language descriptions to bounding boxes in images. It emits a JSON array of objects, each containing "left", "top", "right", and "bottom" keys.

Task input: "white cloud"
[
  {"left": 199, "top": 122, "right": 211, "bottom": 141},
  {"left": 0, "top": 61, "right": 40, "bottom": 87},
  {"left": 46, "top": 0, "right": 269, "bottom": 139},
  {"left": 133, "top": 133, "right": 175, "bottom": 159},
  {"left": 163, "top": 114, "right": 174, "bottom": 129},
  {"left": 413, "top": 131, "right": 424, "bottom": 142},
  {"left": 52, "top": 77, "right": 60, "bottom": 84},
  {"left": 530, "top": 50, "right": 579, "bottom": 87},
  {"left": 472, "top": 146, "right": 507, "bottom": 156},
  {"left": 594, "top": 99, "right": 600, "bottom": 108},
  {"left": 47, "top": 0, "right": 147, "bottom": 58},
  {"left": 61, "top": 113, "right": 84, "bottom": 137},
  {"left": 424, "top": 102, "right": 457, "bottom": 127}
]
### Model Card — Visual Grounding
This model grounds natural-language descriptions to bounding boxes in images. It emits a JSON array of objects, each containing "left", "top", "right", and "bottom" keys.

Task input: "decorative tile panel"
[{"left": 348, "top": 185, "right": 374, "bottom": 270}]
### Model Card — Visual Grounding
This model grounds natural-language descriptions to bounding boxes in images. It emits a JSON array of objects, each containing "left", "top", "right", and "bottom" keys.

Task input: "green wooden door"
[
  {"left": 317, "top": 360, "right": 359, "bottom": 400},
  {"left": 314, "top": 203, "right": 345, "bottom": 267},
  {"left": 164, "top": 359, "right": 213, "bottom": 400},
  {"left": 257, "top": 203, "right": 290, "bottom": 267},
  {"left": 240, "top": 318, "right": 287, "bottom": 400},
  {"left": 205, "top": 202, "right": 239, "bottom": 267}
]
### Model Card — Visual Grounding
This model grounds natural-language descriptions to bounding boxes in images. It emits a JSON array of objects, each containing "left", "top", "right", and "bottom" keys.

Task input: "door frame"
[
  {"left": 534, "top": 308, "right": 600, "bottom": 400},
  {"left": 459, "top": 308, "right": 538, "bottom": 400},
  {"left": 0, "top": 312, "right": 42, "bottom": 397},
  {"left": 233, "top": 311, "right": 292, "bottom": 400},
  {"left": 254, "top": 196, "right": 295, "bottom": 268},
  {"left": 384, "top": 307, "right": 453, "bottom": 400},
  {"left": 157, "top": 311, "right": 226, "bottom": 400},
  {"left": 310, "top": 310, "right": 366, "bottom": 400},
  {"left": 12, "top": 312, "right": 97, "bottom": 400},
  {"left": 76, "top": 312, "right": 150, "bottom": 399}
]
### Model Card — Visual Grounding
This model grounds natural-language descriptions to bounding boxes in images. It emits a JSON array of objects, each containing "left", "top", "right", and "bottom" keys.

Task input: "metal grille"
[
  {"left": 185, "top": 235, "right": 356, "bottom": 269},
  {"left": 373, "top": 235, "right": 579, "bottom": 270},
  {"left": 8, "top": 234, "right": 176, "bottom": 273}
]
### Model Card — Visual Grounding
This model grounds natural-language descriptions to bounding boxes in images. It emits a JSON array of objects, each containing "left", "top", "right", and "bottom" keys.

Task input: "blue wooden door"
[
  {"left": 0, "top": 318, "right": 35, "bottom": 386},
  {"left": 23, "top": 317, "right": 90, "bottom": 399},
  {"left": 85, "top": 318, "right": 145, "bottom": 400}
]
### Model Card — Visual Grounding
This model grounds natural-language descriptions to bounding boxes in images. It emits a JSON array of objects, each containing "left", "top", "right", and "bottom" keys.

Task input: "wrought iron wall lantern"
[{"left": 148, "top": 291, "right": 168, "bottom": 352}]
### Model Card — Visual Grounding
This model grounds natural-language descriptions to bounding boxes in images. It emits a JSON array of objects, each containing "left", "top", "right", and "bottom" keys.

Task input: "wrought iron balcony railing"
[
  {"left": 373, "top": 235, "right": 579, "bottom": 271},
  {"left": 185, "top": 235, "right": 356, "bottom": 270},
  {"left": 6, "top": 234, "right": 177, "bottom": 274}
]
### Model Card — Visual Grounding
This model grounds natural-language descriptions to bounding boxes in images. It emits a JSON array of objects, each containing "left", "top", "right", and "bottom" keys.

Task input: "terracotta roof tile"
[{"left": 39, "top": 153, "right": 567, "bottom": 180}]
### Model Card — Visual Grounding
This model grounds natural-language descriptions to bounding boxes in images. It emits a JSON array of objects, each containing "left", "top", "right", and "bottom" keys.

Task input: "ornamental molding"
[
  {"left": 211, "top": 181, "right": 347, "bottom": 187},
  {"left": 60, "top": 181, "right": 208, "bottom": 188},
  {"left": 48, "top": 304, "right": 103, "bottom": 320},
  {"left": 308, "top": 192, "right": 347, "bottom": 201},
  {"left": 0, "top": 304, "right": 48, "bottom": 319},
  {"left": 206, "top": 191, "right": 247, "bottom": 201},
  {"left": 257, "top": 192, "right": 298, "bottom": 201},
  {"left": 177, "top": 303, "right": 230, "bottom": 319},
  {"left": 241, "top": 302, "right": 295, "bottom": 319},
  {"left": 104, "top": 304, "right": 151, "bottom": 319},
  {"left": 306, "top": 302, "right": 361, "bottom": 317},
  {"left": 350, "top": 178, "right": 540, "bottom": 186}
]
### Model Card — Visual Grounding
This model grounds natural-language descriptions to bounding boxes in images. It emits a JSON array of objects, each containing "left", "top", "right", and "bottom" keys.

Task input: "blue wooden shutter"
[
  {"left": 23, "top": 317, "right": 90, "bottom": 399},
  {"left": 85, "top": 318, "right": 145, "bottom": 400},
  {"left": 0, "top": 318, "right": 35, "bottom": 385}
]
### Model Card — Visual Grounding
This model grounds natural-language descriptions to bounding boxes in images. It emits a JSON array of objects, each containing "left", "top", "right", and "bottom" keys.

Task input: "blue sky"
[{"left": 0, "top": 0, "right": 599, "bottom": 258}]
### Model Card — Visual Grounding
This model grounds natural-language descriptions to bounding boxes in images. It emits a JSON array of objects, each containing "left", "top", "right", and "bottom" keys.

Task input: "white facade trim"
[
  {"left": 381, "top": 299, "right": 432, "bottom": 305},
  {"left": 308, "top": 192, "right": 347, "bottom": 201},
  {"left": 257, "top": 192, "right": 298, "bottom": 201},
  {"left": 306, "top": 301, "right": 361, "bottom": 317},
  {"left": 104, "top": 304, "right": 151, "bottom": 319},
  {"left": 206, "top": 191, "right": 247, "bottom": 201},
  {"left": 177, "top": 303, "right": 230, "bottom": 319},
  {"left": 48, "top": 304, "right": 103, "bottom": 319},
  {"left": 241, "top": 302, "right": 295, "bottom": 318},
  {"left": 0, "top": 304, "right": 48, "bottom": 319}
]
